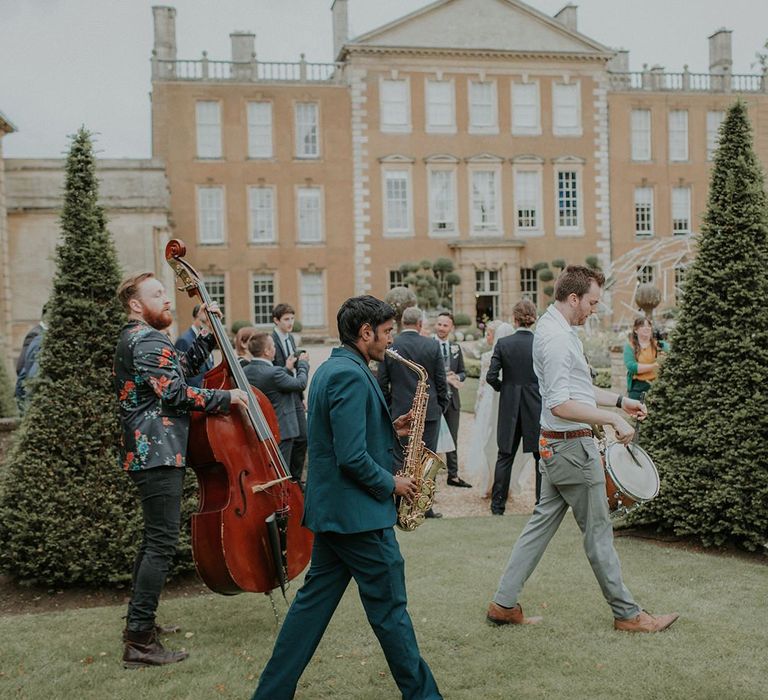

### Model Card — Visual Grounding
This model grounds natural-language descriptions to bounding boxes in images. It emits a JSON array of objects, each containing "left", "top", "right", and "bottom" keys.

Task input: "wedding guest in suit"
[
  {"left": 433, "top": 312, "right": 471, "bottom": 488},
  {"left": 251, "top": 296, "right": 442, "bottom": 700},
  {"left": 271, "top": 303, "right": 308, "bottom": 480},
  {"left": 378, "top": 307, "right": 448, "bottom": 454},
  {"left": 114, "top": 272, "right": 248, "bottom": 668},
  {"left": 243, "top": 332, "right": 309, "bottom": 468},
  {"left": 378, "top": 306, "right": 448, "bottom": 519},
  {"left": 486, "top": 300, "right": 542, "bottom": 513},
  {"left": 174, "top": 304, "right": 214, "bottom": 387}
]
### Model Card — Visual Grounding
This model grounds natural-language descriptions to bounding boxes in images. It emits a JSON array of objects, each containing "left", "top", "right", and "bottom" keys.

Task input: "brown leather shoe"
[
  {"left": 486, "top": 602, "right": 543, "bottom": 626},
  {"left": 123, "top": 628, "right": 189, "bottom": 669},
  {"left": 614, "top": 610, "right": 679, "bottom": 633}
]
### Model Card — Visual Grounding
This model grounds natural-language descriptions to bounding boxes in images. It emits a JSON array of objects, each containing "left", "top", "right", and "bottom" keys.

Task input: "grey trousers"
[{"left": 493, "top": 436, "right": 641, "bottom": 620}]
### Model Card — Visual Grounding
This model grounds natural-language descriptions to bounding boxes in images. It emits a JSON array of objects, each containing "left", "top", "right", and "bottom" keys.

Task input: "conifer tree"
[
  {"left": 628, "top": 101, "right": 768, "bottom": 549},
  {"left": 0, "top": 130, "right": 143, "bottom": 584}
]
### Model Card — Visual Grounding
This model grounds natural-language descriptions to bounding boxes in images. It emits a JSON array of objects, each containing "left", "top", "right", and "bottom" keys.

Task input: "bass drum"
[{"left": 603, "top": 442, "right": 659, "bottom": 516}]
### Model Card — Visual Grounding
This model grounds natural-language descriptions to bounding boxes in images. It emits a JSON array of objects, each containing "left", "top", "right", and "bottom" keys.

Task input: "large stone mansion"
[{"left": 3, "top": 0, "right": 768, "bottom": 365}]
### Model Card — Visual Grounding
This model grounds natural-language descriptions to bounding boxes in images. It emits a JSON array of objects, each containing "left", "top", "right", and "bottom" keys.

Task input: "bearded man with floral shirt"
[{"left": 113, "top": 272, "right": 248, "bottom": 669}]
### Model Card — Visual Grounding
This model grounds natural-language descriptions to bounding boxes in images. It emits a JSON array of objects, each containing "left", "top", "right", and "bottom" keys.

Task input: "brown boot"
[
  {"left": 614, "top": 610, "right": 679, "bottom": 633},
  {"left": 123, "top": 628, "right": 189, "bottom": 669},
  {"left": 486, "top": 602, "right": 543, "bottom": 626}
]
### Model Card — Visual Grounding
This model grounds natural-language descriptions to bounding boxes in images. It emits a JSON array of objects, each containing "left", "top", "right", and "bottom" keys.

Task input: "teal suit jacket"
[{"left": 303, "top": 346, "right": 397, "bottom": 534}]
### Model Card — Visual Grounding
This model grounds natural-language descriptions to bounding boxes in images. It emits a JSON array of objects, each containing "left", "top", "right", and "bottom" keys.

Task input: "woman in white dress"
[{"left": 465, "top": 321, "right": 514, "bottom": 497}]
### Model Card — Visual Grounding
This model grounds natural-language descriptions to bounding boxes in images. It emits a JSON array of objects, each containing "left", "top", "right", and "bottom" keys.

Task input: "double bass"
[{"left": 165, "top": 239, "right": 313, "bottom": 595}]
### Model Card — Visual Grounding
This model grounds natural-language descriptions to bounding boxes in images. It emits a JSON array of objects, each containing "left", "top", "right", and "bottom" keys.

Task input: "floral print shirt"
[{"left": 113, "top": 320, "right": 231, "bottom": 471}]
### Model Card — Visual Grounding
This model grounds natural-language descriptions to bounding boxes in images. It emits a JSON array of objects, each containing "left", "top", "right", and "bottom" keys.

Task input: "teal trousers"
[
  {"left": 252, "top": 528, "right": 441, "bottom": 700},
  {"left": 494, "top": 437, "right": 641, "bottom": 620}
]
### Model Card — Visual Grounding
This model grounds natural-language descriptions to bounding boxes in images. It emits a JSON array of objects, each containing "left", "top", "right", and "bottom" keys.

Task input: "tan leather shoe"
[
  {"left": 486, "top": 602, "right": 543, "bottom": 626},
  {"left": 614, "top": 610, "right": 679, "bottom": 633}
]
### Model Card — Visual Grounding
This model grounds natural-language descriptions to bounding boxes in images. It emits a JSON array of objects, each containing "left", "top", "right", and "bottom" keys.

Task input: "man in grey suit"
[
  {"left": 243, "top": 332, "right": 309, "bottom": 470},
  {"left": 434, "top": 311, "right": 471, "bottom": 488}
]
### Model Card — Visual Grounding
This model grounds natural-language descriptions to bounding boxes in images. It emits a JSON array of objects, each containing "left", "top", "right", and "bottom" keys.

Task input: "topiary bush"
[
  {"left": 0, "top": 129, "right": 197, "bottom": 585},
  {"left": 453, "top": 312, "right": 471, "bottom": 327},
  {"left": 627, "top": 101, "right": 768, "bottom": 550}
]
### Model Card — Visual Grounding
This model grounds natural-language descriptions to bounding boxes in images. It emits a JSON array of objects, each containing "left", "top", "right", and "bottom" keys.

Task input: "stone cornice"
[{"left": 344, "top": 45, "right": 610, "bottom": 63}]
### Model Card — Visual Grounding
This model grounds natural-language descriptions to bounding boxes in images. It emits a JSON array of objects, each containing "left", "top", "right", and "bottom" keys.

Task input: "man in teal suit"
[{"left": 252, "top": 296, "right": 442, "bottom": 700}]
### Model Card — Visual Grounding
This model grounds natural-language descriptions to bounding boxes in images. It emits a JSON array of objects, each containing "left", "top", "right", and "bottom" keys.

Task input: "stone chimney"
[
  {"left": 554, "top": 4, "right": 578, "bottom": 33},
  {"left": 152, "top": 6, "right": 177, "bottom": 79},
  {"left": 230, "top": 31, "right": 255, "bottom": 80},
  {"left": 607, "top": 49, "right": 629, "bottom": 73},
  {"left": 152, "top": 6, "right": 177, "bottom": 62},
  {"left": 231, "top": 31, "right": 255, "bottom": 63},
  {"left": 709, "top": 28, "right": 732, "bottom": 75},
  {"left": 332, "top": 0, "right": 349, "bottom": 61}
]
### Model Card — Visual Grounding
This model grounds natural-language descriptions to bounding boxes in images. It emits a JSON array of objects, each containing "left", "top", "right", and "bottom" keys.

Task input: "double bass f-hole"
[{"left": 235, "top": 469, "right": 249, "bottom": 517}]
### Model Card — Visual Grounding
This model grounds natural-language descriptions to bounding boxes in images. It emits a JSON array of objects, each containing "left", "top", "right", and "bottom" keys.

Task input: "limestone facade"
[{"left": 3, "top": 159, "right": 172, "bottom": 364}]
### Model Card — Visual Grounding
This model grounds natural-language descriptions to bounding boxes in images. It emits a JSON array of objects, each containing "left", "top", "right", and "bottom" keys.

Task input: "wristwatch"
[{"left": 615, "top": 394, "right": 624, "bottom": 409}]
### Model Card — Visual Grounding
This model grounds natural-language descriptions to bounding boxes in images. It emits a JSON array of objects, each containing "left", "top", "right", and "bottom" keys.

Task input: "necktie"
[
  {"left": 442, "top": 342, "right": 452, "bottom": 398},
  {"left": 285, "top": 337, "right": 292, "bottom": 359}
]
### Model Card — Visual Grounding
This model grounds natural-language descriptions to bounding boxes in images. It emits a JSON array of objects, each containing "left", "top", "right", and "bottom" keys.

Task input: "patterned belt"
[{"left": 540, "top": 429, "right": 593, "bottom": 440}]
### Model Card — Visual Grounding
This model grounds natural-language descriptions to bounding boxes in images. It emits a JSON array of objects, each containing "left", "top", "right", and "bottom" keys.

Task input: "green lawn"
[{"left": 1, "top": 516, "right": 766, "bottom": 699}]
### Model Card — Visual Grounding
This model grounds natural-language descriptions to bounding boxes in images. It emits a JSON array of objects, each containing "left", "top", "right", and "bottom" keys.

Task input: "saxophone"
[{"left": 385, "top": 348, "right": 446, "bottom": 531}]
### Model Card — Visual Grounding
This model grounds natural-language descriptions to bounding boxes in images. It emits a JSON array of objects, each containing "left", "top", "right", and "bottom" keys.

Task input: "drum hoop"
[{"left": 604, "top": 443, "right": 660, "bottom": 502}]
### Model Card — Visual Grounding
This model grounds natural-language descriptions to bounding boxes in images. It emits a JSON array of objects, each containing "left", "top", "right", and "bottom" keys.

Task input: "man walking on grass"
[{"left": 487, "top": 265, "right": 679, "bottom": 633}]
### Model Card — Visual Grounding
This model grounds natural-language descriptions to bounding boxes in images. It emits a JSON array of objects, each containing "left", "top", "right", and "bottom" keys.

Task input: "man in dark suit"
[
  {"left": 434, "top": 311, "right": 471, "bottom": 488},
  {"left": 243, "top": 332, "right": 308, "bottom": 471},
  {"left": 378, "top": 306, "right": 448, "bottom": 519},
  {"left": 271, "top": 303, "right": 308, "bottom": 481},
  {"left": 486, "top": 300, "right": 542, "bottom": 514},
  {"left": 378, "top": 306, "right": 448, "bottom": 453},
  {"left": 252, "top": 295, "right": 442, "bottom": 700},
  {"left": 114, "top": 272, "right": 248, "bottom": 668},
  {"left": 174, "top": 303, "right": 213, "bottom": 388}
]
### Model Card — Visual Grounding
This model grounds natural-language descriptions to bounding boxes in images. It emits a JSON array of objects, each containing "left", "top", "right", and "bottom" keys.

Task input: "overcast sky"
[{"left": 1, "top": 0, "right": 767, "bottom": 158}]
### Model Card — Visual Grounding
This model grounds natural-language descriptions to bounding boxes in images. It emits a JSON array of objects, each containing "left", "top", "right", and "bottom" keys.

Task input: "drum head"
[{"left": 604, "top": 442, "right": 659, "bottom": 502}]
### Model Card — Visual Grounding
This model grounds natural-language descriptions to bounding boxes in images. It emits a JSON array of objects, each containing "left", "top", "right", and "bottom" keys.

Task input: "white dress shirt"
[{"left": 532, "top": 304, "right": 595, "bottom": 432}]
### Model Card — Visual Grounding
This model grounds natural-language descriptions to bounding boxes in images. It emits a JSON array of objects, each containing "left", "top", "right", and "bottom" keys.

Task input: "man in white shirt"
[{"left": 486, "top": 265, "right": 679, "bottom": 633}]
